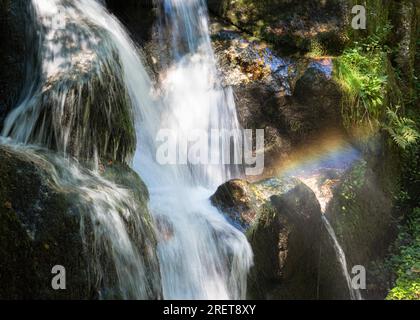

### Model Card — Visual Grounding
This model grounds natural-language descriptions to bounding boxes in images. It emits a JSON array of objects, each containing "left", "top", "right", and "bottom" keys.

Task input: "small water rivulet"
[
  {"left": 285, "top": 139, "right": 363, "bottom": 300},
  {"left": 322, "top": 216, "right": 363, "bottom": 300}
]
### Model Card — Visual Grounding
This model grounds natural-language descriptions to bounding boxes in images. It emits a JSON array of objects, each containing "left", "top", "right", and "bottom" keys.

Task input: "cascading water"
[
  {"left": 132, "top": 0, "right": 254, "bottom": 299},
  {"left": 2, "top": 0, "right": 253, "bottom": 299},
  {"left": 1, "top": 0, "right": 162, "bottom": 299},
  {"left": 322, "top": 216, "right": 363, "bottom": 300}
]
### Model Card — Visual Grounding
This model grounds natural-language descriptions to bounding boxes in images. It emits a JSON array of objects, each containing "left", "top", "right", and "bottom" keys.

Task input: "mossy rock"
[
  {"left": 247, "top": 183, "right": 324, "bottom": 299},
  {"left": 2, "top": 2, "right": 136, "bottom": 165},
  {"left": 0, "top": 144, "right": 161, "bottom": 299},
  {"left": 208, "top": 0, "right": 348, "bottom": 55},
  {"left": 38, "top": 56, "right": 136, "bottom": 164},
  {"left": 211, "top": 178, "right": 331, "bottom": 299},
  {"left": 211, "top": 177, "right": 299, "bottom": 230},
  {"left": 324, "top": 156, "right": 399, "bottom": 299},
  {"left": 211, "top": 179, "right": 258, "bottom": 230}
]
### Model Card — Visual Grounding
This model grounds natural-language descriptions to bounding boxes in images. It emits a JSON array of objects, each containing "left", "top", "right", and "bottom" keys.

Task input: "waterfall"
[
  {"left": 1, "top": 0, "right": 253, "bottom": 299},
  {"left": 322, "top": 216, "right": 363, "bottom": 300},
  {"left": 132, "top": 0, "right": 253, "bottom": 299},
  {"left": 0, "top": 0, "right": 162, "bottom": 299}
]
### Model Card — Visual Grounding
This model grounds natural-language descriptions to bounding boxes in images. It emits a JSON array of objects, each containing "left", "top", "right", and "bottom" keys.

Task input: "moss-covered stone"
[
  {"left": 324, "top": 156, "right": 400, "bottom": 299},
  {"left": 211, "top": 179, "right": 258, "bottom": 230},
  {"left": 1, "top": 0, "right": 137, "bottom": 164},
  {"left": 211, "top": 178, "right": 331, "bottom": 299},
  {"left": 37, "top": 54, "right": 137, "bottom": 164},
  {"left": 208, "top": 0, "right": 348, "bottom": 55},
  {"left": 247, "top": 183, "right": 324, "bottom": 299},
  {"left": 0, "top": 144, "right": 161, "bottom": 299}
]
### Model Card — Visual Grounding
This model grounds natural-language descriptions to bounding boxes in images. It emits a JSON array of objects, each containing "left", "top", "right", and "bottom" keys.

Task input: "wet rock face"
[
  {"left": 0, "top": 0, "right": 29, "bottom": 131},
  {"left": 0, "top": 145, "right": 91, "bottom": 299},
  {"left": 324, "top": 159, "right": 398, "bottom": 299},
  {"left": 211, "top": 178, "right": 326, "bottom": 299},
  {"left": 211, "top": 20, "right": 344, "bottom": 173},
  {"left": 0, "top": 145, "right": 161, "bottom": 299},
  {"left": 247, "top": 183, "right": 323, "bottom": 299},
  {"left": 208, "top": 0, "right": 348, "bottom": 55},
  {"left": 105, "top": 0, "right": 156, "bottom": 45},
  {"left": 38, "top": 55, "right": 136, "bottom": 164},
  {"left": 1, "top": 1, "right": 138, "bottom": 165},
  {"left": 211, "top": 179, "right": 258, "bottom": 230}
]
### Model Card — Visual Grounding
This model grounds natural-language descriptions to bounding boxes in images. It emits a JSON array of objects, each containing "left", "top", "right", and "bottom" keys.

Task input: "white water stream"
[{"left": 2, "top": 0, "right": 253, "bottom": 299}]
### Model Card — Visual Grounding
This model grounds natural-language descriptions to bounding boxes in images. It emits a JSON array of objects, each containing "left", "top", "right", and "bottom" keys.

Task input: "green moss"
[
  {"left": 334, "top": 163, "right": 367, "bottom": 238},
  {"left": 209, "top": 0, "right": 347, "bottom": 55},
  {"left": 340, "top": 160, "right": 367, "bottom": 202},
  {"left": 386, "top": 207, "right": 420, "bottom": 300},
  {"left": 336, "top": 1, "right": 419, "bottom": 149},
  {"left": 39, "top": 57, "right": 136, "bottom": 164},
  {"left": 334, "top": 31, "right": 390, "bottom": 131}
]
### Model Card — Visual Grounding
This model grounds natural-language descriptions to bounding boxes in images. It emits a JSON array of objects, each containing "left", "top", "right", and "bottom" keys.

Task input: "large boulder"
[
  {"left": 293, "top": 66, "right": 342, "bottom": 129},
  {"left": 247, "top": 183, "right": 323, "bottom": 299},
  {"left": 211, "top": 178, "right": 328, "bottom": 299},
  {"left": 0, "top": 144, "right": 161, "bottom": 299},
  {"left": 211, "top": 20, "right": 344, "bottom": 172},
  {"left": 36, "top": 53, "right": 136, "bottom": 164},
  {"left": 211, "top": 179, "right": 257, "bottom": 230},
  {"left": 1, "top": 0, "right": 137, "bottom": 164}
]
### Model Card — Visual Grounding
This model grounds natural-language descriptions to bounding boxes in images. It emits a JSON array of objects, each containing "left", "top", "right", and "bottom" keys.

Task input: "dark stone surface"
[
  {"left": 207, "top": 0, "right": 348, "bottom": 55},
  {"left": 324, "top": 159, "right": 399, "bottom": 299},
  {"left": 106, "top": 0, "right": 156, "bottom": 45},
  {"left": 0, "top": 0, "right": 31, "bottom": 131},
  {"left": 211, "top": 179, "right": 258, "bottom": 230},
  {"left": 211, "top": 178, "right": 342, "bottom": 299},
  {"left": 0, "top": 144, "right": 161, "bottom": 299},
  {"left": 247, "top": 183, "right": 324, "bottom": 299}
]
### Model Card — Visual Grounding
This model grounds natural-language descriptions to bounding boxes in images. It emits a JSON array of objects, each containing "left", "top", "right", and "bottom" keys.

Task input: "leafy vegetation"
[
  {"left": 335, "top": 39, "right": 388, "bottom": 129},
  {"left": 335, "top": 1, "right": 419, "bottom": 300},
  {"left": 386, "top": 207, "right": 420, "bottom": 300},
  {"left": 384, "top": 107, "right": 420, "bottom": 149},
  {"left": 386, "top": 123, "right": 420, "bottom": 299},
  {"left": 335, "top": 13, "right": 419, "bottom": 149},
  {"left": 335, "top": 20, "right": 392, "bottom": 128}
]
